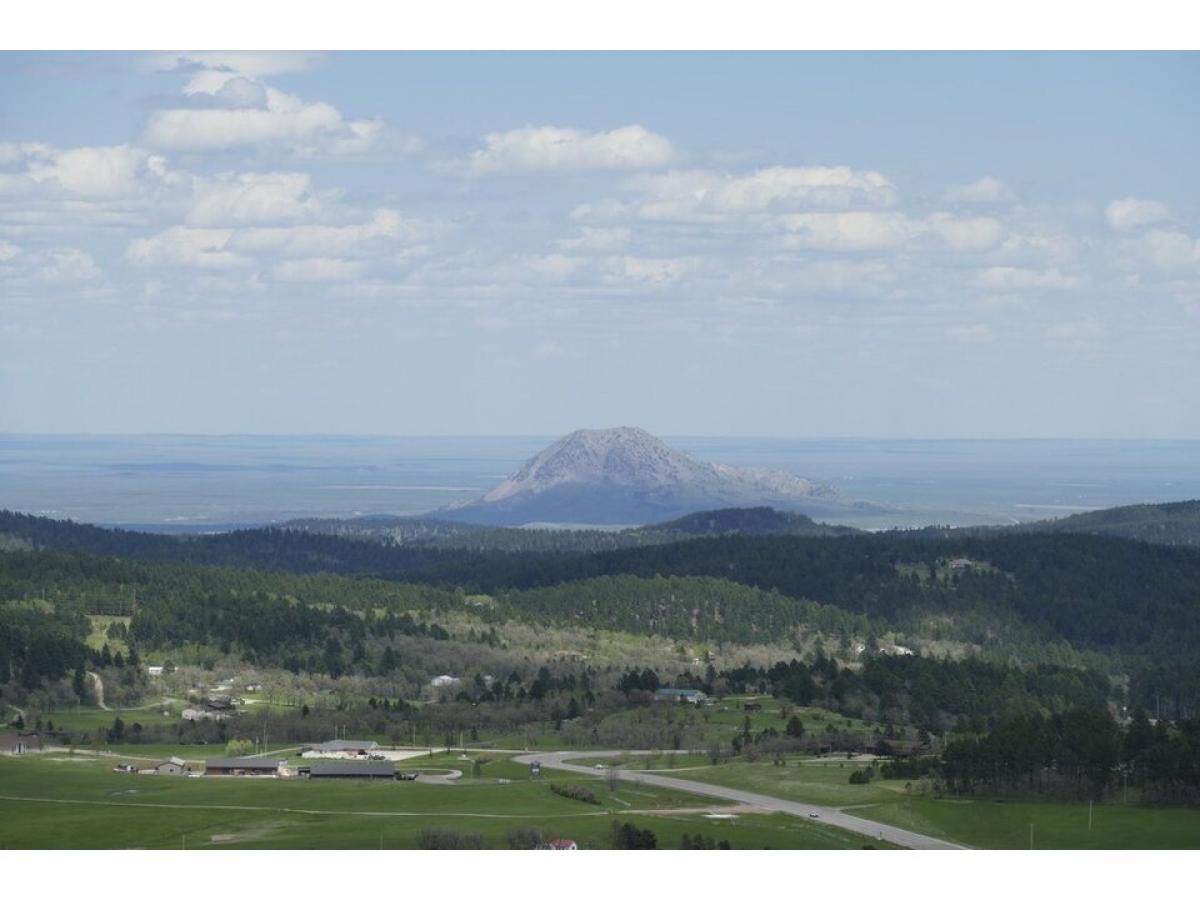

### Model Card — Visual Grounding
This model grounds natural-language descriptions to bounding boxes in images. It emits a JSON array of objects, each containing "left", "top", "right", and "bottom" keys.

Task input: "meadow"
[{"left": 0, "top": 752, "right": 884, "bottom": 850}]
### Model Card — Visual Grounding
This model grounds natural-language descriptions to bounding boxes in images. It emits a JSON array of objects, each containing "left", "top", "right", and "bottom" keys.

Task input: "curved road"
[{"left": 514, "top": 749, "right": 965, "bottom": 850}]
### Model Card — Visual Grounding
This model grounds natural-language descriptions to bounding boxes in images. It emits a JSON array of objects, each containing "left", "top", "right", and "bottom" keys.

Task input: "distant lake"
[{"left": 2, "top": 434, "right": 1198, "bottom": 531}]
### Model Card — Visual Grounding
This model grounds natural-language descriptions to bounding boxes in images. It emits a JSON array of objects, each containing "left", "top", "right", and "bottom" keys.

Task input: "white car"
[
  {"left": 593, "top": 763, "right": 606, "bottom": 769},
  {"left": 808, "top": 812, "right": 820, "bottom": 819}
]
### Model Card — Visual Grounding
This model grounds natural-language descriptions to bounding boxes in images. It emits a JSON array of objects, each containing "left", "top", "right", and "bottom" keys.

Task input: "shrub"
[
  {"left": 550, "top": 782, "right": 600, "bottom": 804},
  {"left": 418, "top": 828, "right": 485, "bottom": 850}
]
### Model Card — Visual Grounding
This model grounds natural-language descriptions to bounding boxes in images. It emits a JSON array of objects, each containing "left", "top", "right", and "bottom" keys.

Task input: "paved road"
[{"left": 513, "top": 749, "right": 965, "bottom": 850}]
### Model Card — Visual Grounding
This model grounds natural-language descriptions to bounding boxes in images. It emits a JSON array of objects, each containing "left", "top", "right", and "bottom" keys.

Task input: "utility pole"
[
  {"left": 1029, "top": 823, "right": 1034, "bottom": 851},
  {"left": 1088, "top": 799, "right": 1093, "bottom": 831}
]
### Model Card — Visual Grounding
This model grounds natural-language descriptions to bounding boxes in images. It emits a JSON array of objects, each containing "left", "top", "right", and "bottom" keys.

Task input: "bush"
[
  {"left": 550, "top": 782, "right": 600, "bottom": 804},
  {"left": 418, "top": 828, "right": 485, "bottom": 850},
  {"left": 507, "top": 827, "right": 543, "bottom": 850},
  {"left": 610, "top": 821, "right": 657, "bottom": 849},
  {"left": 848, "top": 768, "right": 874, "bottom": 784}
]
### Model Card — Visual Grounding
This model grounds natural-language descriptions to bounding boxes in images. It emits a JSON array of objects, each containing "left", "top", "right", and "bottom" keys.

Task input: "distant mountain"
[
  {"left": 437, "top": 426, "right": 851, "bottom": 526},
  {"left": 1016, "top": 500, "right": 1200, "bottom": 546}
]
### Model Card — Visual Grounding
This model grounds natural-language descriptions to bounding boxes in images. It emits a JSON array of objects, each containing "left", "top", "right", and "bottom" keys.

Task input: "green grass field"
[
  {"left": 649, "top": 755, "right": 1200, "bottom": 849},
  {"left": 0, "top": 753, "right": 884, "bottom": 849}
]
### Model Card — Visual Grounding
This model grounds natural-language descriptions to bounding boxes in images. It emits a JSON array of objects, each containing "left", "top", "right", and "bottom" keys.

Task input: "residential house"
[
  {"left": 0, "top": 733, "right": 29, "bottom": 755},
  {"left": 541, "top": 839, "right": 578, "bottom": 850},
  {"left": 654, "top": 688, "right": 708, "bottom": 705}
]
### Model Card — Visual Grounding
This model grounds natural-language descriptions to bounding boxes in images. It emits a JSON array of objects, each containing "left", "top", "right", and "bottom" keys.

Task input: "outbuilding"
[
  {"left": 155, "top": 756, "right": 188, "bottom": 775},
  {"left": 304, "top": 760, "right": 395, "bottom": 780},
  {"left": 204, "top": 756, "right": 286, "bottom": 777}
]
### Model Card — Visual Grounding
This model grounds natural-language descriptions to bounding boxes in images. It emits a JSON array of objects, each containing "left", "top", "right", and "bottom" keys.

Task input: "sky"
[{"left": 0, "top": 51, "right": 1197, "bottom": 438}]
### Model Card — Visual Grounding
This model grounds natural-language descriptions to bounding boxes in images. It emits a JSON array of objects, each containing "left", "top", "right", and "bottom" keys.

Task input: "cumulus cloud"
[
  {"left": 626, "top": 165, "right": 895, "bottom": 221},
  {"left": 447, "top": 125, "right": 674, "bottom": 175},
  {"left": 779, "top": 212, "right": 914, "bottom": 251},
  {"left": 187, "top": 172, "right": 328, "bottom": 226},
  {"left": 126, "top": 226, "right": 246, "bottom": 269},
  {"left": 1138, "top": 229, "right": 1200, "bottom": 270},
  {"left": 945, "top": 176, "right": 1011, "bottom": 204},
  {"left": 925, "top": 213, "right": 1006, "bottom": 251},
  {"left": 0, "top": 239, "right": 19, "bottom": 261},
  {"left": 0, "top": 144, "right": 175, "bottom": 199},
  {"left": 1106, "top": 198, "right": 1170, "bottom": 231},
  {"left": 142, "top": 55, "right": 408, "bottom": 158}
]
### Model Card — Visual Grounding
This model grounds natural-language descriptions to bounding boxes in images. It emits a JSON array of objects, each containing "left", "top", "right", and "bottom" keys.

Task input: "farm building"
[
  {"left": 0, "top": 734, "right": 30, "bottom": 755},
  {"left": 155, "top": 756, "right": 188, "bottom": 775},
  {"left": 204, "top": 756, "right": 287, "bottom": 777},
  {"left": 654, "top": 688, "right": 708, "bottom": 705},
  {"left": 302, "top": 739, "right": 379, "bottom": 758},
  {"left": 541, "top": 839, "right": 578, "bottom": 850},
  {"left": 430, "top": 674, "right": 462, "bottom": 688},
  {"left": 302, "top": 760, "right": 395, "bottom": 780}
]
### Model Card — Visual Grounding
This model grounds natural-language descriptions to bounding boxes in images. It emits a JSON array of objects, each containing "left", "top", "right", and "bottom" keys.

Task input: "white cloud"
[
  {"left": 146, "top": 52, "right": 321, "bottom": 82},
  {"left": 977, "top": 266, "right": 1081, "bottom": 290},
  {"left": 606, "top": 255, "right": 694, "bottom": 287},
  {"left": 945, "top": 176, "right": 1010, "bottom": 204},
  {"left": 0, "top": 144, "right": 173, "bottom": 199},
  {"left": 448, "top": 125, "right": 674, "bottom": 175},
  {"left": 188, "top": 172, "right": 327, "bottom": 226},
  {"left": 227, "top": 209, "right": 434, "bottom": 258},
  {"left": 779, "top": 212, "right": 914, "bottom": 251},
  {"left": 0, "top": 240, "right": 19, "bottom": 261},
  {"left": 1138, "top": 229, "right": 1200, "bottom": 270},
  {"left": 925, "top": 213, "right": 1006, "bottom": 251},
  {"left": 1106, "top": 198, "right": 1170, "bottom": 231},
  {"left": 627, "top": 165, "right": 895, "bottom": 221},
  {"left": 143, "top": 57, "right": 403, "bottom": 158},
  {"left": 126, "top": 226, "right": 246, "bottom": 269},
  {"left": 272, "top": 257, "right": 366, "bottom": 282}
]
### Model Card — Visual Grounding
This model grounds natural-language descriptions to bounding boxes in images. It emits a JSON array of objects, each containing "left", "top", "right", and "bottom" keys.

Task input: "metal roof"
[{"left": 204, "top": 756, "right": 285, "bottom": 769}]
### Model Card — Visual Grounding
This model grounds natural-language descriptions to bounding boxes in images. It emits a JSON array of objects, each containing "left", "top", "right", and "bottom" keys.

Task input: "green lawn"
[
  {"left": 646, "top": 754, "right": 1200, "bottom": 849},
  {"left": 0, "top": 754, "right": 882, "bottom": 849},
  {"left": 855, "top": 795, "right": 1200, "bottom": 850}
]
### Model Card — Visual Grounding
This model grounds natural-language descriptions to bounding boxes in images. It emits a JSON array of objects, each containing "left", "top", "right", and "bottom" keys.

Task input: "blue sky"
[{"left": 1, "top": 51, "right": 1197, "bottom": 437}]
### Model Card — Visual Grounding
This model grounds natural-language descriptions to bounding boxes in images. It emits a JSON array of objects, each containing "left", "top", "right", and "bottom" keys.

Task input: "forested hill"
[
  {"left": 1015, "top": 500, "right": 1200, "bottom": 547},
  {"left": 4, "top": 509, "right": 1200, "bottom": 665},
  {"left": 639, "top": 507, "right": 858, "bottom": 537}
]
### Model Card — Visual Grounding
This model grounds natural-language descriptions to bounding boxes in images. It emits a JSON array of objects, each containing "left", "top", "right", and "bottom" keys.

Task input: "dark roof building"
[
  {"left": 204, "top": 756, "right": 286, "bottom": 776},
  {"left": 305, "top": 760, "right": 395, "bottom": 779}
]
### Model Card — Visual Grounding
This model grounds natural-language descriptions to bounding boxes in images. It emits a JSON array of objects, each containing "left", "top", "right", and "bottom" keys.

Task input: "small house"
[
  {"left": 155, "top": 756, "right": 188, "bottom": 775},
  {"left": 430, "top": 674, "right": 462, "bottom": 688},
  {"left": 541, "top": 839, "right": 578, "bottom": 850},
  {"left": 654, "top": 688, "right": 708, "bottom": 705},
  {"left": 0, "top": 734, "right": 29, "bottom": 755},
  {"left": 146, "top": 665, "right": 164, "bottom": 677}
]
